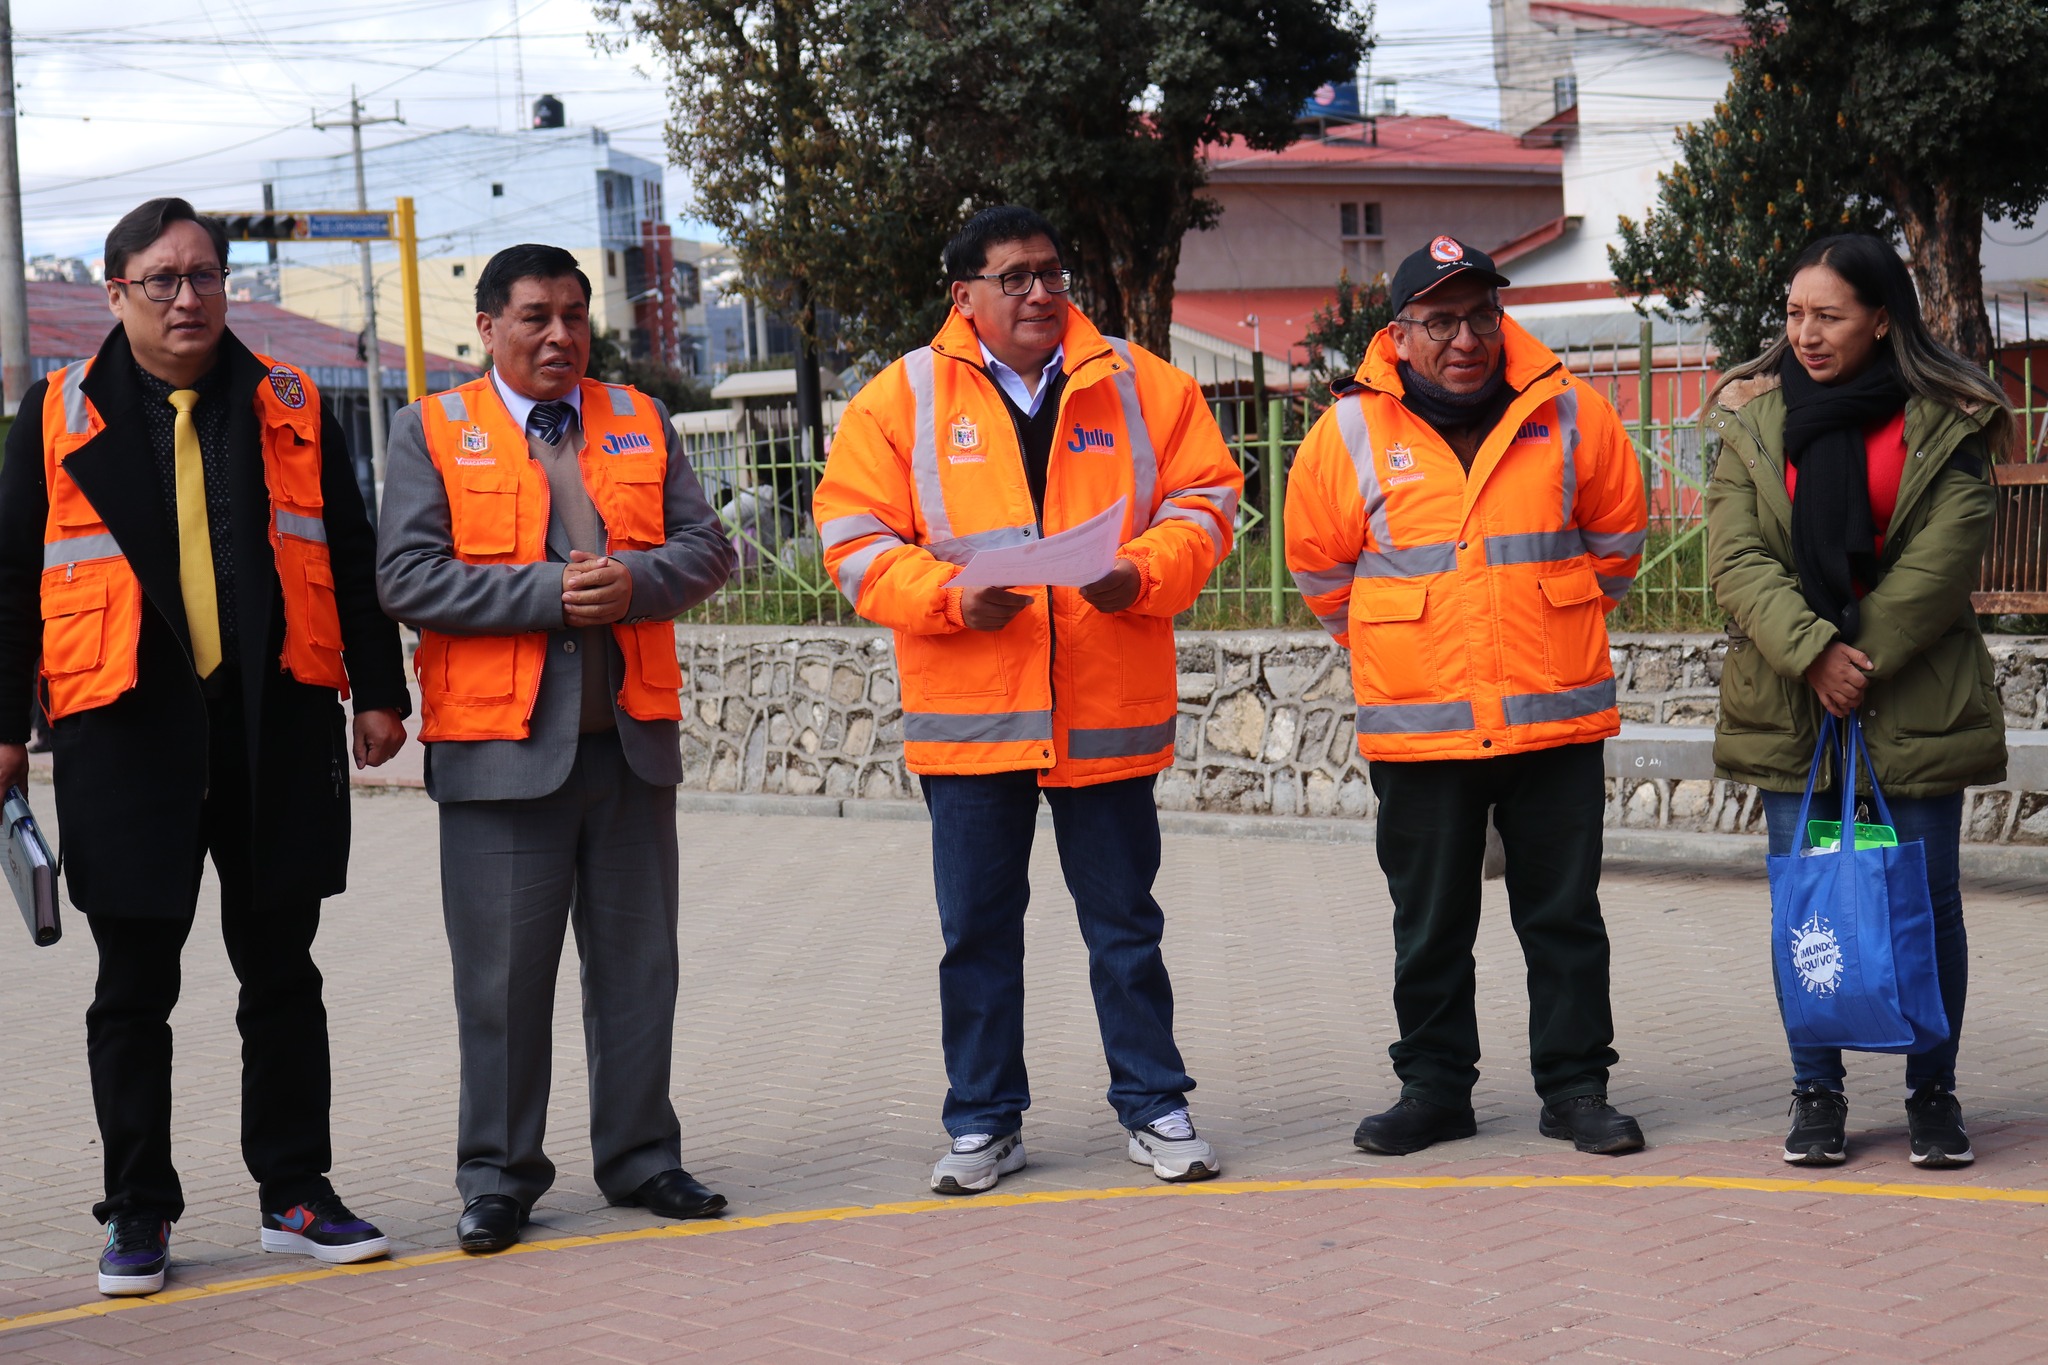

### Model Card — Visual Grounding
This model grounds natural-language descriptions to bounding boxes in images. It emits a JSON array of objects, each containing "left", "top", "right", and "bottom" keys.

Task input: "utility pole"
[
  {"left": 0, "top": 1, "right": 32, "bottom": 417},
  {"left": 315, "top": 87, "right": 403, "bottom": 492}
]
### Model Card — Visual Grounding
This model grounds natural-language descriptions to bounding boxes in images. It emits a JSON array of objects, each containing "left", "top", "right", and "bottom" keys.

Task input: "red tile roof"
[
  {"left": 27, "top": 281, "right": 478, "bottom": 386},
  {"left": 1174, "top": 288, "right": 1341, "bottom": 364},
  {"left": 1204, "top": 115, "right": 1562, "bottom": 180},
  {"left": 1529, "top": 3, "right": 1747, "bottom": 48}
]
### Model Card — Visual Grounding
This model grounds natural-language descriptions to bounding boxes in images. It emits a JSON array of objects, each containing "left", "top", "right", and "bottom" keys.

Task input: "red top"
[{"left": 1784, "top": 408, "right": 1910, "bottom": 561}]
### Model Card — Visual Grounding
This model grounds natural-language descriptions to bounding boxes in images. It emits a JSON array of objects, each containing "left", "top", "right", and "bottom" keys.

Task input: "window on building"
[
  {"left": 606, "top": 250, "right": 618, "bottom": 278},
  {"left": 1554, "top": 75, "right": 1578, "bottom": 114},
  {"left": 456, "top": 343, "right": 471, "bottom": 358},
  {"left": 1338, "top": 201, "right": 1385, "bottom": 277},
  {"left": 451, "top": 263, "right": 465, "bottom": 278},
  {"left": 491, "top": 183, "right": 504, "bottom": 198}
]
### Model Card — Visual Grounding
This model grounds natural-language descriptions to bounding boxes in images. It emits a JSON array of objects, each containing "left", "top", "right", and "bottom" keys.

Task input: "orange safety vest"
[
  {"left": 1284, "top": 315, "right": 1648, "bottom": 762},
  {"left": 38, "top": 355, "right": 349, "bottom": 720},
  {"left": 814, "top": 306, "right": 1242, "bottom": 785},
  {"left": 412, "top": 375, "right": 684, "bottom": 742}
]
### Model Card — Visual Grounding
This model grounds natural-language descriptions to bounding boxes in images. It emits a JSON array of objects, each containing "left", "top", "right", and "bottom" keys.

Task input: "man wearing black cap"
[{"left": 1285, "top": 235, "right": 1649, "bottom": 1158}]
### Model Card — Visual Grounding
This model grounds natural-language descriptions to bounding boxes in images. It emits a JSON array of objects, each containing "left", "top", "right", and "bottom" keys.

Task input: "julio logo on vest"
[
  {"left": 1066, "top": 425, "right": 1116, "bottom": 453},
  {"left": 602, "top": 431, "right": 654, "bottom": 455}
]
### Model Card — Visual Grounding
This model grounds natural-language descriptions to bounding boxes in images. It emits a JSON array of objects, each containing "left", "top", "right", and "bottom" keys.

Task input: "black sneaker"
[
  {"left": 1352, "top": 1096, "right": 1478, "bottom": 1155},
  {"left": 1905, "top": 1086, "right": 1975, "bottom": 1168},
  {"left": 1783, "top": 1085, "right": 1849, "bottom": 1165},
  {"left": 260, "top": 1193, "right": 390, "bottom": 1264},
  {"left": 97, "top": 1213, "right": 170, "bottom": 1296},
  {"left": 1538, "top": 1095, "right": 1646, "bottom": 1154}
]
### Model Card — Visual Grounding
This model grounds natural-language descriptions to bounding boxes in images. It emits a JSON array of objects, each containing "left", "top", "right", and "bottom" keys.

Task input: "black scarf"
[
  {"left": 1780, "top": 350, "right": 1907, "bottom": 641},
  {"left": 1398, "top": 360, "right": 1514, "bottom": 468}
]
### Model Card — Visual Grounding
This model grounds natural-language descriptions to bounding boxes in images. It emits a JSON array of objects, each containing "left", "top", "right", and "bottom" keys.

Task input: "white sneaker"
[
  {"left": 930, "top": 1131, "right": 1025, "bottom": 1195},
  {"left": 1127, "top": 1108, "right": 1220, "bottom": 1182}
]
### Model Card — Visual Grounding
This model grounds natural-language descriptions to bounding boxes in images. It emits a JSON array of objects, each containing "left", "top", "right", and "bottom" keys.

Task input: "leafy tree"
[
  {"left": 1610, "top": 41, "right": 1889, "bottom": 363},
  {"left": 1613, "top": 0, "right": 2048, "bottom": 364},
  {"left": 589, "top": 329, "right": 719, "bottom": 412},
  {"left": 1299, "top": 270, "right": 1393, "bottom": 408}
]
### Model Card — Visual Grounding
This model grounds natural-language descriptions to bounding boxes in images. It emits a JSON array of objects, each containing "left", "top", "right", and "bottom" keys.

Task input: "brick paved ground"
[{"left": 3, "top": 776, "right": 2047, "bottom": 1360}]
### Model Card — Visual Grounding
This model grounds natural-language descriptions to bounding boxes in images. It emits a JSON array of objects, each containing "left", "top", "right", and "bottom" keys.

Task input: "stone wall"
[{"left": 676, "top": 625, "right": 2048, "bottom": 843}]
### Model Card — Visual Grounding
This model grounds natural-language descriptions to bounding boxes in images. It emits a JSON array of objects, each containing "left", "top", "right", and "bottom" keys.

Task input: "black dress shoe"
[
  {"left": 457, "top": 1194, "right": 527, "bottom": 1254},
  {"left": 1539, "top": 1095, "right": 1646, "bottom": 1155},
  {"left": 1353, "top": 1096, "right": 1479, "bottom": 1155},
  {"left": 615, "top": 1168, "right": 727, "bottom": 1220}
]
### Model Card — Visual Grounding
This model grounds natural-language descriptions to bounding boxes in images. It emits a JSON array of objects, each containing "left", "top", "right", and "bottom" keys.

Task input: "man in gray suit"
[{"left": 377, "top": 244, "right": 735, "bottom": 1253}]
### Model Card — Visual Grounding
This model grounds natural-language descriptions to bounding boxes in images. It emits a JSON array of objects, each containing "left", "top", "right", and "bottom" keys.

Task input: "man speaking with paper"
[{"left": 814, "top": 204, "right": 1242, "bottom": 1195}]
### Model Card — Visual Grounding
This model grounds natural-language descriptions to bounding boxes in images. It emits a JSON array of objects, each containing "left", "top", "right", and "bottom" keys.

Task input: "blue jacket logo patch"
[
  {"left": 1066, "top": 425, "right": 1116, "bottom": 453},
  {"left": 1514, "top": 421, "right": 1551, "bottom": 443},
  {"left": 601, "top": 431, "right": 654, "bottom": 455}
]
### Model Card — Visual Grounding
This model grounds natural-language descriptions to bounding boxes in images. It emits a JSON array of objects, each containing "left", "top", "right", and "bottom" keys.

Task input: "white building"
[{"left": 260, "top": 116, "right": 671, "bottom": 370}]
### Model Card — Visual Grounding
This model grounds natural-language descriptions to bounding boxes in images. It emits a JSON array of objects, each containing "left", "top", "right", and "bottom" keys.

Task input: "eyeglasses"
[
  {"left": 109, "top": 268, "right": 230, "bottom": 302},
  {"left": 967, "top": 267, "right": 1073, "bottom": 297},
  {"left": 1394, "top": 308, "right": 1503, "bottom": 342}
]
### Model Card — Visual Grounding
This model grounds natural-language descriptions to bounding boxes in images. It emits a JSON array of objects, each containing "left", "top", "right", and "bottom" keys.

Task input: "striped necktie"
[
  {"left": 528, "top": 400, "right": 575, "bottom": 446},
  {"left": 167, "top": 389, "right": 222, "bottom": 679}
]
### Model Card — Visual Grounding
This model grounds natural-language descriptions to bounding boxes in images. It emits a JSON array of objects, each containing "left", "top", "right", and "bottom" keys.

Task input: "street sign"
[{"left": 210, "top": 211, "right": 393, "bottom": 242}]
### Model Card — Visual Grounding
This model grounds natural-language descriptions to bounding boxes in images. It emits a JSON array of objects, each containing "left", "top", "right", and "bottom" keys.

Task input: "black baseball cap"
[{"left": 1389, "top": 235, "right": 1511, "bottom": 318}]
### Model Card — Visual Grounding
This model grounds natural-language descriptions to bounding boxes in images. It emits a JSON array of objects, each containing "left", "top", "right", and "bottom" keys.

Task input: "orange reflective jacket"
[
  {"left": 412, "top": 375, "right": 685, "bottom": 742},
  {"left": 1285, "top": 315, "right": 1647, "bottom": 762},
  {"left": 814, "top": 307, "right": 1242, "bottom": 786},
  {"left": 38, "top": 355, "right": 349, "bottom": 720}
]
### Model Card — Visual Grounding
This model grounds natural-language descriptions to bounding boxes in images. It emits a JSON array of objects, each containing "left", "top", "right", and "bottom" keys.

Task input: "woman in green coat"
[{"left": 1704, "top": 233, "right": 2012, "bottom": 1172}]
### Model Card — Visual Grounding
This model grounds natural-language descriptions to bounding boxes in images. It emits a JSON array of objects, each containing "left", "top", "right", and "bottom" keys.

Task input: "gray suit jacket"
[{"left": 376, "top": 389, "right": 735, "bottom": 803}]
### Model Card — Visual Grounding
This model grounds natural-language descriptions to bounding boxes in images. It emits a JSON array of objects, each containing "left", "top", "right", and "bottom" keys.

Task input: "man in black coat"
[{"left": 0, "top": 198, "right": 411, "bottom": 1296}]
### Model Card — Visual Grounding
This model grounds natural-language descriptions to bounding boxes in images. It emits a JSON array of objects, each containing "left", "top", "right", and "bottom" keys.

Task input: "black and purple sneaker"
[
  {"left": 260, "top": 1194, "right": 390, "bottom": 1264},
  {"left": 97, "top": 1213, "right": 169, "bottom": 1296}
]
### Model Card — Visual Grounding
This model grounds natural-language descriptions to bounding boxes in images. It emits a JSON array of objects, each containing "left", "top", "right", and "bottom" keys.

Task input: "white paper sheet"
[{"left": 947, "top": 497, "right": 1128, "bottom": 589}]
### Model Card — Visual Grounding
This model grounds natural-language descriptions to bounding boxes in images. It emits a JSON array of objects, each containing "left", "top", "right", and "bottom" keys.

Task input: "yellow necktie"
[{"left": 167, "top": 389, "right": 222, "bottom": 679}]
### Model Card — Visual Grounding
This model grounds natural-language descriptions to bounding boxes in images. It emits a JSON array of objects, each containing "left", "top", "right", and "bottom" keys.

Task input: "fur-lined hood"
[{"left": 1712, "top": 371, "right": 1781, "bottom": 412}]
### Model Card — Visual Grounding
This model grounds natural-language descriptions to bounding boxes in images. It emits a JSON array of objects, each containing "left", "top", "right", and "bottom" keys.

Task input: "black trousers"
[
  {"left": 85, "top": 690, "right": 334, "bottom": 1223},
  {"left": 1368, "top": 739, "right": 1619, "bottom": 1108}
]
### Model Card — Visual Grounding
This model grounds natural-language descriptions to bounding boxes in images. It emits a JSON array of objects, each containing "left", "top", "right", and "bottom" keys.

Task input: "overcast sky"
[{"left": 18, "top": 0, "right": 1498, "bottom": 261}]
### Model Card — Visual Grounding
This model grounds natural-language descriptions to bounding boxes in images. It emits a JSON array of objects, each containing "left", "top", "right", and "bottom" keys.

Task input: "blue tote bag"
[{"left": 1766, "top": 714, "right": 1947, "bottom": 1054}]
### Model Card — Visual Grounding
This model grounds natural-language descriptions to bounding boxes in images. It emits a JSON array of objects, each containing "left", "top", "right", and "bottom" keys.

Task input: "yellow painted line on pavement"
[{"left": 4, "top": 1172, "right": 2044, "bottom": 1335}]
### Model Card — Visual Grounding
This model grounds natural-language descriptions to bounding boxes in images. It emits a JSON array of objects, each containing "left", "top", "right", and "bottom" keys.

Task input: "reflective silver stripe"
[
  {"left": 833, "top": 536, "right": 901, "bottom": 608},
  {"left": 436, "top": 392, "right": 469, "bottom": 422},
  {"left": 1502, "top": 679, "right": 1617, "bottom": 727},
  {"left": 1158, "top": 484, "right": 1241, "bottom": 523},
  {"left": 1583, "top": 528, "right": 1648, "bottom": 559},
  {"left": 43, "top": 533, "right": 122, "bottom": 569},
  {"left": 1316, "top": 611, "right": 1348, "bottom": 639},
  {"left": 1556, "top": 387, "right": 1581, "bottom": 525},
  {"left": 605, "top": 384, "right": 637, "bottom": 416},
  {"left": 1358, "top": 541, "right": 1458, "bottom": 578},
  {"left": 1334, "top": 397, "right": 1393, "bottom": 547},
  {"left": 1151, "top": 503, "right": 1225, "bottom": 558},
  {"left": 1067, "top": 717, "right": 1177, "bottom": 759},
  {"left": 1292, "top": 565, "right": 1357, "bottom": 596},
  {"left": 904, "top": 348, "right": 954, "bottom": 543},
  {"left": 1104, "top": 339, "right": 1158, "bottom": 519},
  {"left": 1485, "top": 529, "right": 1587, "bottom": 565},
  {"left": 927, "top": 523, "right": 1037, "bottom": 566},
  {"left": 60, "top": 362, "right": 92, "bottom": 434},
  {"left": 903, "top": 710, "right": 1054, "bottom": 744},
  {"left": 1598, "top": 573, "right": 1634, "bottom": 603},
  {"left": 820, "top": 513, "right": 897, "bottom": 549},
  {"left": 275, "top": 510, "right": 328, "bottom": 543},
  {"left": 1355, "top": 700, "right": 1475, "bottom": 735}
]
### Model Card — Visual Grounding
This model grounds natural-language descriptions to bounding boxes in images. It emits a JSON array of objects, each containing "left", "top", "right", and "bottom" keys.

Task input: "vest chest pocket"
[
  {"left": 1538, "top": 565, "right": 1608, "bottom": 690},
  {"left": 597, "top": 459, "right": 667, "bottom": 548},
  {"left": 39, "top": 575, "right": 106, "bottom": 676},
  {"left": 1350, "top": 581, "right": 1437, "bottom": 701},
  {"left": 452, "top": 468, "right": 520, "bottom": 556}
]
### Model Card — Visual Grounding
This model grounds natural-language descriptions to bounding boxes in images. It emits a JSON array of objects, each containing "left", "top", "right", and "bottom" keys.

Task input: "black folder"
[{"left": 3, "top": 786, "right": 58, "bottom": 946}]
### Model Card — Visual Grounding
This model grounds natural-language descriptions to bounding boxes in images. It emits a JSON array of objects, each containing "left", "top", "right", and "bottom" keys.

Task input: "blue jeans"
[
  {"left": 921, "top": 770, "right": 1193, "bottom": 1137},
  {"left": 1759, "top": 787, "right": 1968, "bottom": 1093}
]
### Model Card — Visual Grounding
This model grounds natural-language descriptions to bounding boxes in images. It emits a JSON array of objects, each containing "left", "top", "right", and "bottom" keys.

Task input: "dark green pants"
[{"left": 1369, "top": 739, "right": 1618, "bottom": 1108}]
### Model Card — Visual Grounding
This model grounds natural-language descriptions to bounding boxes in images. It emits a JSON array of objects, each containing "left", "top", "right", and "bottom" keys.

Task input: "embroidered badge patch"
[
  {"left": 951, "top": 415, "right": 979, "bottom": 451},
  {"left": 1429, "top": 235, "right": 1464, "bottom": 264},
  {"left": 266, "top": 365, "right": 306, "bottom": 409},
  {"left": 1385, "top": 442, "right": 1415, "bottom": 471},
  {"left": 601, "top": 431, "right": 654, "bottom": 455},
  {"left": 461, "top": 426, "right": 489, "bottom": 454}
]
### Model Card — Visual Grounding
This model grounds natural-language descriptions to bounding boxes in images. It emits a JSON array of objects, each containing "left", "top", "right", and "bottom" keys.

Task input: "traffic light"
[{"left": 212, "top": 213, "right": 305, "bottom": 242}]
